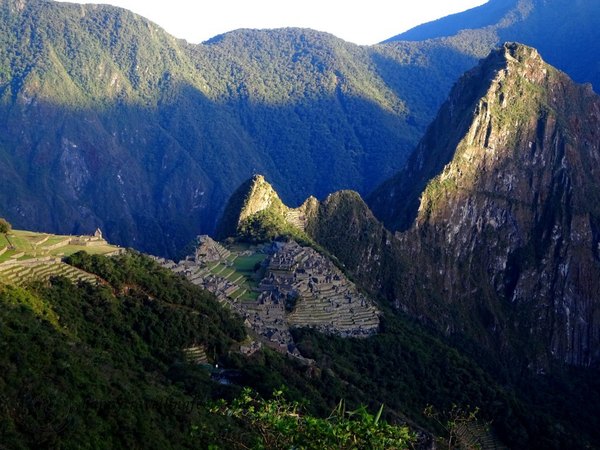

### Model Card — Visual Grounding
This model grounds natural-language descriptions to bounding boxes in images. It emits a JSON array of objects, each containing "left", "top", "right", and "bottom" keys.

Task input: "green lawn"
[
  {"left": 210, "top": 263, "right": 225, "bottom": 275},
  {"left": 233, "top": 253, "right": 267, "bottom": 273},
  {"left": 0, "top": 251, "right": 17, "bottom": 263},
  {"left": 239, "top": 290, "right": 259, "bottom": 302},
  {"left": 44, "top": 235, "right": 71, "bottom": 245},
  {"left": 220, "top": 267, "right": 236, "bottom": 279}
]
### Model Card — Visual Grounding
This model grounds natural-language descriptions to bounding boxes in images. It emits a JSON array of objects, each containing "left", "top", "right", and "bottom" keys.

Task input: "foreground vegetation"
[
  {"left": 0, "top": 251, "right": 416, "bottom": 448},
  {"left": 0, "top": 252, "right": 245, "bottom": 448},
  {"left": 210, "top": 389, "right": 414, "bottom": 449},
  {"left": 1, "top": 250, "right": 598, "bottom": 448}
]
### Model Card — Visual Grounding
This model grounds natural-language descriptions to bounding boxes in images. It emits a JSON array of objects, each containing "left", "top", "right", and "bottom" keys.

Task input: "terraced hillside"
[{"left": 0, "top": 229, "right": 123, "bottom": 285}]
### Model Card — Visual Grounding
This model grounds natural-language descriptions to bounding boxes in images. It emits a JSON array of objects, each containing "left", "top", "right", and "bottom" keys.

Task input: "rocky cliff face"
[{"left": 371, "top": 43, "right": 600, "bottom": 368}]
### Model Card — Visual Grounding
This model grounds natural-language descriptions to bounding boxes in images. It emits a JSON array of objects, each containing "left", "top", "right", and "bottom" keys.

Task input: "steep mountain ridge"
[
  {"left": 369, "top": 47, "right": 511, "bottom": 232},
  {"left": 387, "top": 0, "right": 516, "bottom": 42},
  {"left": 369, "top": 43, "right": 600, "bottom": 368}
]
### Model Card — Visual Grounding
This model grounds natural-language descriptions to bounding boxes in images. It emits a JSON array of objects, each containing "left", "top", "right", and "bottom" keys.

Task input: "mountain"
[
  {"left": 0, "top": 0, "right": 598, "bottom": 275},
  {"left": 216, "top": 174, "right": 318, "bottom": 243},
  {"left": 368, "top": 43, "right": 600, "bottom": 370},
  {"left": 0, "top": 0, "right": 473, "bottom": 257},
  {"left": 1, "top": 0, "right": 599, "bottom": 258},
  {"left": 386, "top": 0, "right": 600, "bottom": 91}
]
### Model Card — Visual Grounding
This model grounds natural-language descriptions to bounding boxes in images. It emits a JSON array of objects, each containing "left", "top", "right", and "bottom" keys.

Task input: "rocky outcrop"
[
  {"left": 216, "top": 175, "right": 317, "bottom": 239},
  {"left": 371, "top": 43, "right": 600, "bottom": 369}
]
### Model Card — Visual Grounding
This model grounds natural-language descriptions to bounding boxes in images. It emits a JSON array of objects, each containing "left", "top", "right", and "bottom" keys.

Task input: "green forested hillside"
[
  {"left": 0, "top": 250, "right": 483, "bottom": 448},
  {"left": 0, "top": 0, "right": 462, "bottom": 257},
  {"left": 0, "top": 251, "right": 246, "bottom": 448},
  {"left": 2, "top": 246, "right": 597, "bottom": 448},
  {"left": 1, "top": 1, "right": 599, "bottom": 257}
]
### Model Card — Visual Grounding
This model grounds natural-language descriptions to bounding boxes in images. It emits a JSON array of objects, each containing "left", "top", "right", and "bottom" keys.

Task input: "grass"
[
  {"left": 0, "top": 234, "right": 9, "bottom": 248},
  {"left": 56, "top": 244, "right": 119, "bottom": 257},
  {"left": 238, "top": 290, "right": 259, "bottom": 302},
  {"left": 1, "top": 230, "right": 120, "bottom": 258},
  {"left": 233, "top": 253, "right": 267, "bottom": 273},
  {"left": 220, "top": 267, "right": 236, "bottom": 279},
  {"left": 45, "top": 236, "right": 71, "bottom": 245},
  {"left": 210, "top": 264, "right": 225, "bottom": 275}
]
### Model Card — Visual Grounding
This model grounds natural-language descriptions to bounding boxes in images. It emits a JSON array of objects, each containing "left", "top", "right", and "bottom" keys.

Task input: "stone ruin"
[{"left": 152, "top": 239, "right": 380, "bottom": 360}]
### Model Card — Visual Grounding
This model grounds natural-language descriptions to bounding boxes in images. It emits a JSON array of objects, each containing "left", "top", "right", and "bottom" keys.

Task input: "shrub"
[
  {"left": 210, "top": 388, "right": 415, "bottom": 449},
  {"left": 0, "top": 217, "right": 12, "bottom": 234}
]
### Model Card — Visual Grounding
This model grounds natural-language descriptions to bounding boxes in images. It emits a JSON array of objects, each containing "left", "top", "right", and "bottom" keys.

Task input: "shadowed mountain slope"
[
  {"left": 0, "top": 0, "right": 474, "bottom": 256},
  {"left": 1, "top": 0, "right": 599, "bottom": 258}
]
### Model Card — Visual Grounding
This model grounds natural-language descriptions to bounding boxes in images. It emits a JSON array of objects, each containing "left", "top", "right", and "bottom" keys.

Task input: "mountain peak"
[
  {"left": 369, "top": 42, "right": 553, "bottom": 231},
  {"left": 238, "top": 174, "right": 280, "bottom": 224},
  {"left": 216, "top": 175, "right": 282, "bottom": 239},
  {"left": 370, "top": 42, "right": 600, "bottom": 367}
]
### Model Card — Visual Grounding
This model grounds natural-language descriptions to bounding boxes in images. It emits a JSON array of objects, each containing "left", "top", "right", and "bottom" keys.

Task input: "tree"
[{"left": 0, "top": 218, "right": 11, "bottom": 234}]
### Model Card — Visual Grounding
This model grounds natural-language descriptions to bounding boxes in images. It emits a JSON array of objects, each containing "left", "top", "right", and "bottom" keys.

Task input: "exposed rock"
[
  {"left": 216, "top": 175, "right": 315, "bottom": 239},
  {"left": 368, "top": 43, "right": 600, "bottom": 369}
]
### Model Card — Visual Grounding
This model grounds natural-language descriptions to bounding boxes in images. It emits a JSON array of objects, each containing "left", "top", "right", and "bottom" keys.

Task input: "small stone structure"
[
  {"left": 195, "top": 235, "right": 230, "bottom": 262},
  {"left": 69, "top": 230, "right": 109, "bottom": 247}
]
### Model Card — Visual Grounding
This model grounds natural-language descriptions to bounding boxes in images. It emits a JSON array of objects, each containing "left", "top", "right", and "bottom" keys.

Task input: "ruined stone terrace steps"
[
  {"left": 289, "top": 310, "right": 378, "bottom": 324},
  {"left": 289, "top": 301, "right": 379, "bottom": 326},
  {"left": 455, "top": 423, "right": 507, "bottom": 450},
  {"left": 289, "top": 308, "right": 378, "bottom": 322},
  {"left": 0, "top": 262, "right": 97, "bottom": 286},
  {"left": 284, "top": 210, "right": 305, "bottom": 230},
  {"left": 183, "top": 346, "right": 209, "bottom": 365}
]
